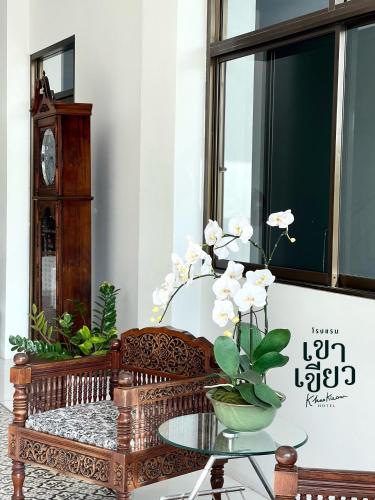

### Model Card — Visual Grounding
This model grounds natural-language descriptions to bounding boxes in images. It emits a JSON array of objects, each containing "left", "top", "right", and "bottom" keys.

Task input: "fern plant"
[
  {"left": 92, "top": 281, "right": 120, "bottom": 338},
  {"left": 9, "top": 281, "right": 120, "bottom": 361},
  {"left": 9, "top": 335, "right": 71, "bottom": 360}
]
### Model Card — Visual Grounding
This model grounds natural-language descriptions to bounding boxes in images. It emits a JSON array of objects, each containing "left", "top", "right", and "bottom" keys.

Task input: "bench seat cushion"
[{"left": 25, "top": 400, "right": 118, "bottom": 450}]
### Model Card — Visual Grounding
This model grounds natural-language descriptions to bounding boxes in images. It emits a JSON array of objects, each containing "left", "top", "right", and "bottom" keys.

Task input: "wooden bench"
[
  {"left": 274, "top": 445, "right": 375, "bottom": 499},
  {"left": 8, "top": 326, "right": 219, "bottom": 500}
]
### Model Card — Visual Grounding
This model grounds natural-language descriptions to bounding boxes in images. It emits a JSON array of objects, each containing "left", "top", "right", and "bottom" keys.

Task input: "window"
[
  {"left": 222, "top": 0, "right": 329, "bottom": 39},
  {"left": 340, "top": 22, "right": 375, "bottom": 290},
  {"left": 206, "top": 0, "right": 375, "bottom": 296},
  {"left": 30, "top": 36, "right": 75, "bottom": 101}
]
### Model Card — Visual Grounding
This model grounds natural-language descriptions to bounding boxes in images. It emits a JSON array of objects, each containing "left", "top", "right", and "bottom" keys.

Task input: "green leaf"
[
  {"left": 32, "top": 303, "right": 38, "bottom": 315},
  {"left": 69, "top": 334, "right": 83, "bottom": 345},
  {"left": 240, "top": 324, "right": 262, "bottom": 361},
  {"left": 235, "top": 369, "right": 262, "bottom": 385},
  {"left": 91, "top": 336, "right": 107, "bottom": 344},
  {"left": 79, "top": 325, "right": 92, "bottom": 341},
  {"left": 254, "top": 383, "right": 282, "bottom": 408},
  {"left": 78, "top": 340, "right": 93, "bottom": 356},
  {"left": 214, "top": 336, "right": 240, "bottom": 379},
  {"left": 237, "top": 383, "right": 271, "bottom": 408},
  {"left": 239, "top": 354, "right": 250, "bottom": 371},
  {"left": 210, "top": 387, "right": 247, "bottom": 405},
  {"left": 253, "top": 352, "right": 289, "bottom": 374},
  {"left": 92, "top": 350, "right": 108, "bottom": 356},
  {"left": 253, "top": 329, "right": 291, "bottom": 361}
]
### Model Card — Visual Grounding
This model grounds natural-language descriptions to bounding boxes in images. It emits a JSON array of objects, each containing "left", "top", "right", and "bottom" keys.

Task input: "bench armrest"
[{"left": 114, "top": 373, "right": 214, "bottom": 452}]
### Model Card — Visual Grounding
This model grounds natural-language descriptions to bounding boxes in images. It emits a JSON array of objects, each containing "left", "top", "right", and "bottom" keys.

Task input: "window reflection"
[
  {"left": 41, "top": 207, "right": 56, "bottom": 323},
  {"left": 223, "top": 0, "right": 329, "bottom": 39}
]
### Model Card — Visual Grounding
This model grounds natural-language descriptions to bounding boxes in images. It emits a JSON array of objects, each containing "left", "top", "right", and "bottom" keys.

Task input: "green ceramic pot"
[{"left": 207, "top": 390, "right": 279, "bottom": 432}]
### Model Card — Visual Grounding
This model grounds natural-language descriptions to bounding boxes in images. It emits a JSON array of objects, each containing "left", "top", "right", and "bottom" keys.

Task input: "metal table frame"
[{"left": 185, "top": 454, "right": 274, "bottom": 500}]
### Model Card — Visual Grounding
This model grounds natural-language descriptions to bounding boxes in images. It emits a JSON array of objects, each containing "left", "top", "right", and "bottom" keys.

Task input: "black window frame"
[
  {"left": 205, "top": 0, "right": 375, "bottom": 299},
  {"left": 30, "top": 35, "right": 75, "bottom": 102}
]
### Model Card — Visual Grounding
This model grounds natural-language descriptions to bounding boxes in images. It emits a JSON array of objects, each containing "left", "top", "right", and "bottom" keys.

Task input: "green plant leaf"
[
  {"left": 214, "top": 336, "right": 240, "bottom": 379},
  {"left": 91, "top": 336, "right": 107, "bottom": 344},
  {"left": 92, "top": 349, "right": 108, "bottom": 356},
  {"left": 78, "top": 340, "right": 93, "bottom": 356},
  {"left": 69, "top": 334, "right": 83, "bottom": 345},
  {"left": 237, "top": 383, "right": 271, "bottom": 407},
  {"left": 239, "top": 354, "right": 251, "bottom": 371},
  {"left": 253, "top": 329, "right": 291, "bottom": 361},
  {"left": 235, "top": 369, "right": 262, "bottom": 385},
  {"left": 79, "top": 325, "right": 91, "bottom": 341},
  {"left": 210, "top": 387, "right": 247, "bottom": 405},
  {"left": 254, "top": 383, "right": 282, "bottom": 408},
  {"left": 32, "top": 303, "right": 38, "bottom": 315},
  {"left": 240, "top": 324, "right": 262, "bottom": 360},
  {"left": 253, "top": 352, "right": 289, "bottom": 374}
]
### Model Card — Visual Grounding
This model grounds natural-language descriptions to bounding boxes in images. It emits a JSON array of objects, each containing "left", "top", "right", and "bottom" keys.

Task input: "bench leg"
[
  {"left": 11, "top": 460, "right": 25, "bottom": 500},
  {"left": 211, "top": 460, "right": 226, "bottom": 500},
  {"left": 116, "top": 492, "right": 131, "bottom": 499}
]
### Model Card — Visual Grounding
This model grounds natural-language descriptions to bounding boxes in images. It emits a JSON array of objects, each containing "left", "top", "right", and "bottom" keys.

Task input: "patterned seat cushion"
[{"left": 26, "top": 400, "right": 118, "bottom": 450}]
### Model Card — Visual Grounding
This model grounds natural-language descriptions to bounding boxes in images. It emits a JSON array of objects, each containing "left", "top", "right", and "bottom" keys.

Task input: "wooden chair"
[
  {"left": 274, "top": 446, "right": 375, "bottom": 499},
  {"left": 8, "top": 326, "right": 221, "bottom": 500}
]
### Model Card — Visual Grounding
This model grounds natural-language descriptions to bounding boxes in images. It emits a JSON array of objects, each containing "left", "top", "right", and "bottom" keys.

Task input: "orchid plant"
[{"left": 152, "top": 210, "right": 295, "bottom": 409}]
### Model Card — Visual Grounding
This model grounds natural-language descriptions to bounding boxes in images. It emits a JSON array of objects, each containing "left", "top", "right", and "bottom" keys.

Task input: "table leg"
[
  {"left": 248, "top": 456, "right": 275, "bottom": 500},
  {"left": 187, "top": 455, "right": 217, "bottom": 500}
]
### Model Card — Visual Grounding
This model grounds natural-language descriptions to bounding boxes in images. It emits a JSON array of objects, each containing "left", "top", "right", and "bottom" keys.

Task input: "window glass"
[
  {"left": 223, "top": 0, "right": 329, "bottom": 39},
  {"left": 340, "top": 23, "right": 375, "bottom": 279},
  {"left": 222, "top": 34, "right": 335, "bottom": 272},
  {"left": 42, "top": 48, "right": 74, "bottom": 94}
]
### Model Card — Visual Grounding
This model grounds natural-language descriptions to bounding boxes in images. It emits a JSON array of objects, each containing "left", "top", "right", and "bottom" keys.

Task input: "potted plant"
[
  {"left": 9, "top": 281, "right": 119, "bottom": 361},
  {"left": 152, "top": 210, "right": 295, "bottom": 432}
]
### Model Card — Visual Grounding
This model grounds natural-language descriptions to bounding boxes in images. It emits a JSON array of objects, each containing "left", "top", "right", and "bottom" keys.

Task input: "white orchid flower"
[
  {"left": 212, "top": 275, "right": 241, "bottom": 300},
  {"left": 267, "top": 209, "right": 294, "bottom": 229},
  {"left": 201, "top": 251, "right": 213, "bottom": 275},
  {"left": 224, "top": 261, "right": 244, "bottom": 281},
  {"left": 185, "top": 240, "right": 204, "bottom": 265},
  {"left": 204, "top": 220, "right": 223, "bottom": 246},
  {"left": 234, "top": 283, "right": 267, "bottom": 312},
  {"left": 212, "top": 299, "right": 235, "bottom": 327},
  {"left": 246, "top": 269, "right": 275, "bottom": 287},
  {"left": 214, "top": 236, "right": 239, "bottom": 259},
  {"left": 228, "top": 216, "right": 254, "bottom": 243},
  {"left": 164, "top": 272, "right": 176, "bottom": 289},
  {"left": 152, "top": 287, "right": 170, "bottom": 307},
  {"left": 171, "top": 253, "right": 189, "bottom": 284}
]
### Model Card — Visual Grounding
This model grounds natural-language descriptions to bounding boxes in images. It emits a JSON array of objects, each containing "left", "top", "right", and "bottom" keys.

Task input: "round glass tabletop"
[{"left": 158, "top": 413, "right": 308, "bottom": 457}]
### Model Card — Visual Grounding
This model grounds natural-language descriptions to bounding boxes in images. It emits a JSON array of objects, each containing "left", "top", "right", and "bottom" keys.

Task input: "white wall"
[
  {"left": 0, "top": 0, "right": 30, "bottom": 364},
  {"left": 137, "top": 0, "right": 178, "bottom": 327},
  {"left": 0, "top": 0, "right": 7, "bottom": 363}
]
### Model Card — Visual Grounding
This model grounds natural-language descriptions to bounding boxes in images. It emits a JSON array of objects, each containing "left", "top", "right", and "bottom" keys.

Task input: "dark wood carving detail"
[
  {"left": 9, "top": 433, "right": 16, "bottom": 459},
  {"left": 133, "top": 450, "right": 208, "bottom": 487},
  {"left": 19, "top": 438, "right": 110, "bottom": 483},
  {"left": 113, "top": 462, "right": 124, "bottom": 487},
  {"left": 122, "top": 328, "right": 214, "bottom": 378},
  {"left": 138, "top": 379, "right": 208, "bottom": 402}
]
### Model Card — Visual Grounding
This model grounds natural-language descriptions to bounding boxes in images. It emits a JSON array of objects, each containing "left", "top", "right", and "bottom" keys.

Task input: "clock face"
[{"left": 41, "top": 129, "right": 56, "bottom": 186}]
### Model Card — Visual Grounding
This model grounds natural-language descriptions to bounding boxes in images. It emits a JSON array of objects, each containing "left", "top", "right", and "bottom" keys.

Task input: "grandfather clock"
[{"left": 31, "top": 72, "right": 92, "bottom": 328}]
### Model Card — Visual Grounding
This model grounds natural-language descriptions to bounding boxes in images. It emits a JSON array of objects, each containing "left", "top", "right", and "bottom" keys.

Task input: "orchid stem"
[{"left": 158, "top": 273, "right": 216, "bottom": 323}]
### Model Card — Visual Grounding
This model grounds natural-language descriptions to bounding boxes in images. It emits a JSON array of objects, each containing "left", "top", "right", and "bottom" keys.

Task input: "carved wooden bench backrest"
[
  {"left": 274, "top": 446, "right": 375, "bottom": 499},
  {"left": 28, "top": 354, "right": 112, "bottom": 414},
  {"left": 120, "top": 327, "right": 215, "bottom": 382}
]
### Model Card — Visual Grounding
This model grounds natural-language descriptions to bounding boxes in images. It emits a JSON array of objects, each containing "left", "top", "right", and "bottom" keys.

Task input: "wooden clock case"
[{"left": 31, "top": 73, "right": 93, "bottom": 328}]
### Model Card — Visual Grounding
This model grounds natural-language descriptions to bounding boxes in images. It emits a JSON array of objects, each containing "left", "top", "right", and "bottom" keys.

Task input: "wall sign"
[{"left": 294, "top": 327, "right": 356, "bottom": 408}]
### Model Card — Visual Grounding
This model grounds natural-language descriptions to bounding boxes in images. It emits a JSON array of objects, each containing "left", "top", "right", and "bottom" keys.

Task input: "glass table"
[{"left": 158, "top": 413, "right": 308, "bottom": 500}]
